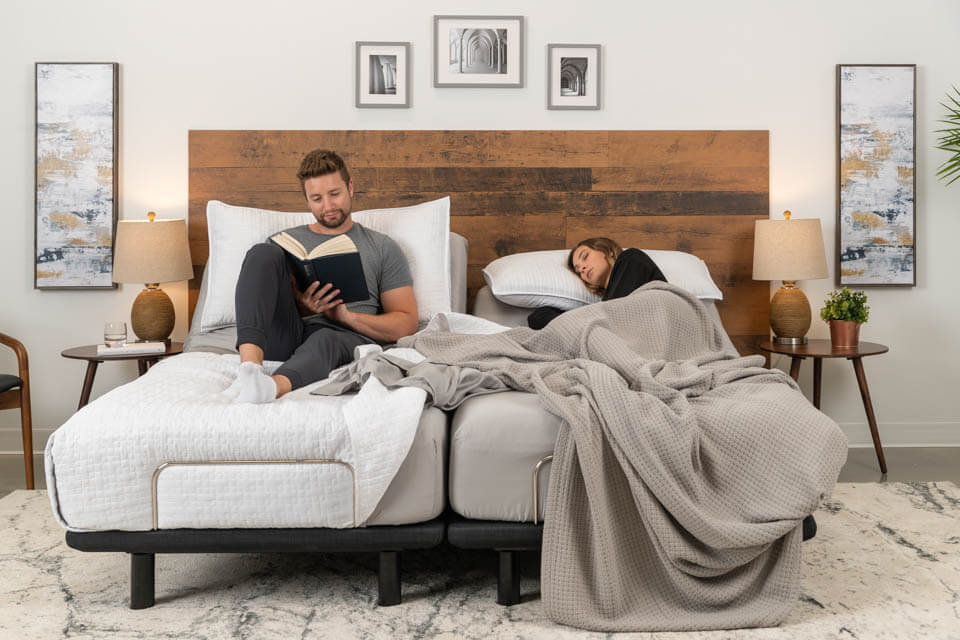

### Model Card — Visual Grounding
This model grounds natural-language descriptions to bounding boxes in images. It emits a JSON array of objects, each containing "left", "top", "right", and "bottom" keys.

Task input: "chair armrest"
[{"left": 0, "top": 332, "right": 30, "bottom": 383}]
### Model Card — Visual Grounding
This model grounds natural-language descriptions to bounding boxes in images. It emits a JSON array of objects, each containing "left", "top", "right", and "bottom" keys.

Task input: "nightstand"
[
  {"left": 759, "top": 339, "right": 889, "bottom": 473},
  {"left": 61, "top": 342, "right": 183, "bottom": 410}
]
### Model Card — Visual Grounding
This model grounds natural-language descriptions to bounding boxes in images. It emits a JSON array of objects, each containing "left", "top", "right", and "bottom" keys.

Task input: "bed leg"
[
  {"left": 130, "top": 553, "right": 156, "bottom": 609},
  {"left": 497, "top": 550, "right": 521, "bottom": 605},
  {"left": 377, "top": 551, "right": 401, "bottom": 606}
]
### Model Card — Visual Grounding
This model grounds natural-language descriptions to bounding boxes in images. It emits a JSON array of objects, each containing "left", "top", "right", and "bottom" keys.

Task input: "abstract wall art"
[
  {"left": 35, "top": 62, "right": 119, "bottom": 289},
  {"left": 836, "top": 64, "right": 916, "bottom": 287}
]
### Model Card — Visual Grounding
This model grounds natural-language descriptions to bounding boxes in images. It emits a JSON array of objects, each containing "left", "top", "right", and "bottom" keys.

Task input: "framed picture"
[
  {"left": 35, "top": 62, "right": 119, "bottom": 289},
  {"left": 547, "top": 44, "right": 601, "bottom": 110},
  {"left": 836, "top": 64, "right": 916, "bottom": 286},
  {"left": 355, "top": 42, "right": 410, "bottom": 108},
  {"left": 433, "top": 15, "right": 524, "bottom": 88}
]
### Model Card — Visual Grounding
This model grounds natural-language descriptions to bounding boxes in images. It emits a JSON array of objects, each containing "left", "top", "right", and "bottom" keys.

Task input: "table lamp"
[
  {"left": 753, "top": 211, "right": 828, "bottom": 344},
  {"left": 112, "top": 212, "right": 193, "bottom": 343}
]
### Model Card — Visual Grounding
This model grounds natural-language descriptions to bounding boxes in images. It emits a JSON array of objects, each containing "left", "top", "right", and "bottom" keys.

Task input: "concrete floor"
[{"left": 1, "top": 447, "right": 958, "bottom": 499}]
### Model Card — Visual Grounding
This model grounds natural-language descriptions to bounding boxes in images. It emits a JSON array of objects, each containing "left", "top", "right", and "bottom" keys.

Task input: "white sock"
[
  {"left": 221, "top": 366, "right": 246, "bottom": 400},
  {"left": 227, "top": 361, "right": 277, "bottom": 404}
]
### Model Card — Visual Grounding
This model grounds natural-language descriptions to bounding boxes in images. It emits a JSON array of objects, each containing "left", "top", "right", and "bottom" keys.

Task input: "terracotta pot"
[{"left": 829, "top": 320, "right": 861, "bottom": 347}]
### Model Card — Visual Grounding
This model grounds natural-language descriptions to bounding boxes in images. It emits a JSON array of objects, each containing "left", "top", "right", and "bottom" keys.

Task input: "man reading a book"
[{"left": 224, "top": 149, "right": 418, "bottom": 403}]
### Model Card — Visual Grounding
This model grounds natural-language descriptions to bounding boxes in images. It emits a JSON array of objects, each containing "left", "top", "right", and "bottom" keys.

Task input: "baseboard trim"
[
  {"left": 837, "top": 422, "right": 960, "bottom": 448},
  {"left": 0, "top": 427, "right": 56, "bottom": 455}
]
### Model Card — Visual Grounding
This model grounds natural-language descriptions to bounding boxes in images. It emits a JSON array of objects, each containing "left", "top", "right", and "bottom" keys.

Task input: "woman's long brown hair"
[{"left": 567, "top": 237, "right": 623, "bottom": 296}]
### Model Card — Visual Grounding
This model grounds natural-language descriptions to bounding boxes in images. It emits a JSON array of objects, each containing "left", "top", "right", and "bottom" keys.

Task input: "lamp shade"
[
  {"left": 752, "top": 216, "right": 828, "bottom": 281},
  {"left": 113, "top": 217, "right": 193, "bottom": 284}
]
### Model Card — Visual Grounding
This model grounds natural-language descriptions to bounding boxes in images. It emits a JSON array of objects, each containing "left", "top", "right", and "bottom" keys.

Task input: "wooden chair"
[{"left": 0, "top": 333, "right": 33, "bottom": 489}]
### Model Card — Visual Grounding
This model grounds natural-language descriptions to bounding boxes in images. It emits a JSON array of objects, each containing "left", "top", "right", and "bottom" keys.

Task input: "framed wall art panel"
[
  {"left": 547, "top": 44, "right": 601, "bottom": 110},
  {"left": 35, "top": 62, "right": 119, "bottom": 289},
  {"left": 433, "top": 15, "right": 523, "bottom": 88},
  {"left": 356, "top": 42, "right": 410, "bottom": 108},
  {"left": 836, "top": 64, "right": 916, "bottom": 287}
]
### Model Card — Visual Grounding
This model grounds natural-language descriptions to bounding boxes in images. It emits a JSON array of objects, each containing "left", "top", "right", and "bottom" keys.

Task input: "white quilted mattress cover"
[{"left": 45, "top": 351, "right": 428, "bottom": 532}]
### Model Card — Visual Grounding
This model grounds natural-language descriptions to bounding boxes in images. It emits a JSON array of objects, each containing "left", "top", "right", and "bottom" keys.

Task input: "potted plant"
[{"left": 820, "top": 287, "right": 869, "bottom": 347}]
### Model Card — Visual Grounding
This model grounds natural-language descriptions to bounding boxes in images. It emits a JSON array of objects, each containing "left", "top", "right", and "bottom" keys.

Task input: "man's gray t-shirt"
[{"left": 281, "top": 222, "right": 412, "bottom": 321}]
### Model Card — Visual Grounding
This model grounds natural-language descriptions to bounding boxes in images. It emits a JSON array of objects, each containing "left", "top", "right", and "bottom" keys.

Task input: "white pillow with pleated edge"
[
  {"left": 351, "top": 196, "right": 451, "bottom": 328},
  {"left": 482, "top": 248, "right": 723, "bottom": 311},
  {"left": 200, "top": 201, "right": 314, "bottom": 332},
  {"left": 198, "top": 198, "right": 451, "bottom": 332},
  {"left": 482, "top": 250, "right": 599, "bottom": 310}
]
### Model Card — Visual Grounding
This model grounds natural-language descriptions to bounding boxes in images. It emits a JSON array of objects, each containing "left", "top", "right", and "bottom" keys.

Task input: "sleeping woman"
[{"left": 527, "top": 237, "right": 667, "bottom": 329}]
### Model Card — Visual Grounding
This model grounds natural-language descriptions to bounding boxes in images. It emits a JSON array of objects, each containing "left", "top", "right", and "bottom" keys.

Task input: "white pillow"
[
  {"left": 482, "top": 250, "right": 599, "bottom": 310},
  {"left": 352, "top": 197, "right": 451, "bottom": 328},
  {"left": 198, "top": 198, "right": 451, "bottom": 332},
  {"left": 643, "top": 250, "right": 723, "bottom": 301},
  {"left": 482, "top": 248, "right": 723, "bottom": 310},
  {"left": 200, "top": 201, "right": 314, "bottom": 332}
]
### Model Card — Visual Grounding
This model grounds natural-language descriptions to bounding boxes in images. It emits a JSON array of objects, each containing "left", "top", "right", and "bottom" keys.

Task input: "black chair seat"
[{"left": 0, "top": 374, "right": 22, "bottom": 394}]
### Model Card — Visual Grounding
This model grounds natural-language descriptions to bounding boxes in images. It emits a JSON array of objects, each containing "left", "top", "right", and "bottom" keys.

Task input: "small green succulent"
[{"left": 820, "top": 287, "right": 870, "bottom": 323}]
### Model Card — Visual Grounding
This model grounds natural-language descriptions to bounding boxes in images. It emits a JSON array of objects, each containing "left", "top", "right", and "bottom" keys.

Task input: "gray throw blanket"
[{"left": 317, "top": 282, "right": 848, "bottom": 631}]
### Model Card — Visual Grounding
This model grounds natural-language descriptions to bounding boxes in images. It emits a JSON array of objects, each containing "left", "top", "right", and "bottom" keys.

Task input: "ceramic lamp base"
[
  {"left": 131, "top": 285, "right": 175, "bottom": 342},
  {"left": 769, "top": 282, "right": 811, "bottom": 344}
]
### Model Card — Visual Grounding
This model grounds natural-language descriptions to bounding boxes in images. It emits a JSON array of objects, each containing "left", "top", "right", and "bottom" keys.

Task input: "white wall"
[{"left": 2, "top": 0, "right": 958, "bottom": 453}]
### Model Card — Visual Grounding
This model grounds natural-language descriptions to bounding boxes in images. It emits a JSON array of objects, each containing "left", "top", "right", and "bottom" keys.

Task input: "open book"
[{"left": 270, "top": 231, "right": 370, "bottom": 303}]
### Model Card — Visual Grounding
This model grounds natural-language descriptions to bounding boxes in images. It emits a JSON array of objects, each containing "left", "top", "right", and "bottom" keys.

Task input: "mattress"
[
  {"left": 448, "top": 286, "right": 736, "bottom": 522},
  {"left": 449, "top": 391, "right": 560, "bottom": 522},
  {"left": 46, "top": 353, "right": 445, "bottom": 531},
  {"left": 148, "top": 406, "right": 447, "bottom": 529}
]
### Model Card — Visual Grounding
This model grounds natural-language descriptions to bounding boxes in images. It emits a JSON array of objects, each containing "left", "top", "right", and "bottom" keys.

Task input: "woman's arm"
[{"left": 527, "top": 306, "right": 564, "bottom": 329}]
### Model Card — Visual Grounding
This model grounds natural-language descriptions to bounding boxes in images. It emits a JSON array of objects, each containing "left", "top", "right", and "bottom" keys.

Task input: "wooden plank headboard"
[{"left": 188, "top": 130, "right": 769, "bottom": 355}]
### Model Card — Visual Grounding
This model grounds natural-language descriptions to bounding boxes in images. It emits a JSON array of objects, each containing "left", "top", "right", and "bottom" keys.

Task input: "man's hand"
[{"left": 295, "top": 281, "right": 343, "bottom": 317}]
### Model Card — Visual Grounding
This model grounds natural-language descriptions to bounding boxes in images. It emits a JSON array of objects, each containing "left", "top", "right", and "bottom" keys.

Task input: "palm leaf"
[
  {"left": 946, "top": 87, "right": 960, "bottom": 111},
  {"left": 936, "top": 87, "right": 960, "bottom": 187}
]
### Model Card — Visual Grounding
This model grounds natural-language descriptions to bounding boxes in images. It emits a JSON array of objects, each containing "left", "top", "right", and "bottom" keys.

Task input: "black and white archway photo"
[
  {"left": 433, "top": 16, "right": 524, "bottom": 88},
  {"left": 355, "top": 42, "right": 410, "bottom": 108},
  {"left": 547, "top": 43, "right": 602, "bottom": 110}
]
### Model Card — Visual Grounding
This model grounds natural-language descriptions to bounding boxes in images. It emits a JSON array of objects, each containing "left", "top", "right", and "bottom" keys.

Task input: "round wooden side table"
[
  {"left": 759, "top": 339, "right": 889, "bottom": 473},
  {"left": 61, "top": 342, "right": 183, "bottom": 410}
]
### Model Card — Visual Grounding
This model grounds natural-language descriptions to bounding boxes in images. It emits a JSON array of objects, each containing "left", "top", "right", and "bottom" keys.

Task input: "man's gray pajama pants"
[{"left": 235, "top": 243, "right": 373, "bottom": 390}]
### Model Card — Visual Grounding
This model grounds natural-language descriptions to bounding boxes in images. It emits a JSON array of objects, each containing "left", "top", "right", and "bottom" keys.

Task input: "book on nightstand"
[
  {"left": 269, "top": 231, "right": 369, "bottom": 303},
  {"left": 96, "top": 342, "right": 166, "bottom": 355}
]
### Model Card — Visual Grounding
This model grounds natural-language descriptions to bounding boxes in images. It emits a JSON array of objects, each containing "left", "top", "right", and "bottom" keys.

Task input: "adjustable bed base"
[{"left": 65, "top": 521, "right": 445, "bottom": 608}]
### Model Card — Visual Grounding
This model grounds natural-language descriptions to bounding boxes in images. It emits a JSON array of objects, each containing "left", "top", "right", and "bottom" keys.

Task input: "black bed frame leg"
[
  {"left": 497, "top": 550, "right": 521, "bottom": 605},
  {"left": 377, "top": 551, "right": 401, "bottom": 606},
  {"left": 130, "top": 553, "right": 156, "bottom": 609}
]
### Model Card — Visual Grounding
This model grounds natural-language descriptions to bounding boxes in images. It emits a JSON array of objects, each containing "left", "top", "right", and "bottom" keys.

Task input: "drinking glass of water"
[{"left": 104, "top": 321, "right": 127, "bottom": 348}]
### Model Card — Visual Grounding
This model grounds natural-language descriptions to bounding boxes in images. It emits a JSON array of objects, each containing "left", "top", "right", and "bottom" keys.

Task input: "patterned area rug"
[{"left": 2, "top": 483, "right": 958, "bottom": 639}]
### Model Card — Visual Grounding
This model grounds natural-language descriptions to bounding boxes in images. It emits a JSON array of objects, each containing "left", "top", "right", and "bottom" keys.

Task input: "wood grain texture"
[{"left": 188, "top": 130, "right": 770, "bottom": 354}]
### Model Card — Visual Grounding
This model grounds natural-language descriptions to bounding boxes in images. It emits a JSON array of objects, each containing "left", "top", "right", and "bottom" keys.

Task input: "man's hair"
[
  {"left": 297, "top": 149, "right": 351, "bottom": 192},
  {"left": 567, "top": 237, "right": 623, "bottom": 296}
]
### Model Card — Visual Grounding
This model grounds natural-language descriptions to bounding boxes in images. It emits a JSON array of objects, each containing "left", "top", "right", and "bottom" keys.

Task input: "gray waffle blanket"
[{"left": 319, "top": 281, "right": 848, "bottom": 631}]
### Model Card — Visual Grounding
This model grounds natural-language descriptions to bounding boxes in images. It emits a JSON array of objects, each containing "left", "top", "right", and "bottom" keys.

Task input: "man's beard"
[{"left": 317, "top": 208, "right": 348, "bottom": 229}]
